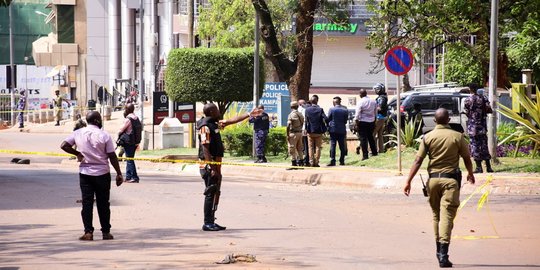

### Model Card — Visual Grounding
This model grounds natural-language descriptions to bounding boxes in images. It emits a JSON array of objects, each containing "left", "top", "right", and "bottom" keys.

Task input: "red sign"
[{"left": 384, "top": 46, "right": 414, "bottom": 76}]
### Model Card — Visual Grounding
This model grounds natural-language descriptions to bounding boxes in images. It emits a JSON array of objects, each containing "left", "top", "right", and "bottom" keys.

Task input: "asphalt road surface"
[{"left": 1, "top": 155, "right": 539, "bottom": 270}]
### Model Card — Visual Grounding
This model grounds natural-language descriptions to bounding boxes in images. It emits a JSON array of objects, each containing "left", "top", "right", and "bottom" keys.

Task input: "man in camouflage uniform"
[
  {"left": 464, "top": 83, "right": 493, "bottom": 173},
  {"left": 249, "top": 105, "right": 270, "bottom": 163},
  {"left": 54, "top": 90, "right": 70, "bottom": 126},
  {"left": 17, "top": 90, "right": 26, "bottom": 128}
]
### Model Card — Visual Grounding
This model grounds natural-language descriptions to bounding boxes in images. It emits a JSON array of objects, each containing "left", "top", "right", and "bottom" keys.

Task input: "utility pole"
[
  {"left": 187, "top": 0, "right": 194, "bottom": 48},
  {"left": 9, "top": 3, "right": 16, "bottom": 126},
  {"left": 488, "top": 0, "right": 499, "bottom": 163},
  {"left": 252, "top": 12, "right": 260, "bottom": 158},
  {"left": 140, "top": 0, "right": 145, "bottom": 126}
]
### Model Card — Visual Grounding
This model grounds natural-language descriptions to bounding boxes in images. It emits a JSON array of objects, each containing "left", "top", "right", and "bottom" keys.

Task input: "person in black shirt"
[{"left": 197, "top": 103, "right": 261, "bottom": 231}]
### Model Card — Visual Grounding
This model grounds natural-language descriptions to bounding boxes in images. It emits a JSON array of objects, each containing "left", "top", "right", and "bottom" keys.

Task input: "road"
[{"left": 1, "top": 155, "right": 540, "bottom": 270}]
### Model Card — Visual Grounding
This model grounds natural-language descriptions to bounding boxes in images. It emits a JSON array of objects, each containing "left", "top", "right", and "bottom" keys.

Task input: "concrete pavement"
[{"left": 2, "top": 108, "right": 539, "bottom": 196}]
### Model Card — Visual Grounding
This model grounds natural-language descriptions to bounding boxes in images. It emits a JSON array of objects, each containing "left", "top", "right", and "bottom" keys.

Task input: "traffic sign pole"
[
  {"left": 396, "top": 76, "right": 402, "bottom": 175},
  {"left": 384, "top": 45, "right": 413, "bottom": 176}
]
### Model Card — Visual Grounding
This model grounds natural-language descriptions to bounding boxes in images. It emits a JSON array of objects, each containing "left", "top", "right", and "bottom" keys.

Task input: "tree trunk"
[
  {"left": 252, "top": 0, "right": 295, "bottom": 83},
  {"left": 288, "top": 0, "right": 316, "bottom": 101},
  {"left": 498, "top": 51, "right": 511, "bottom": 88},
  {"left": 253, "top": 0, "right": 317, "bottom": 101}
]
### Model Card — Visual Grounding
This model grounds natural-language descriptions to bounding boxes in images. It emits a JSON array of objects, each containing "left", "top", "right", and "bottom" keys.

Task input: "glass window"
[{"left": 57, "top": 5, "right": 74, "bottom": 43}]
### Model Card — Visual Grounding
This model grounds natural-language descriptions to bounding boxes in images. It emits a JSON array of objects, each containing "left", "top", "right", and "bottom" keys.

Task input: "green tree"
[
  {"left": 199, "top": 0, "right": 349, "bottom": 101},
  {"left": 366, "top": 0, "right": 538, "bottom": 87},
  {"left": 507, "top": 17, "right": 540, "bottom": 86},
  {"left": 437, "top": 43, "right": 483, "bottom": 86},
  {"left": 165, "top": 48, "right": 264, "bottom": 114}
]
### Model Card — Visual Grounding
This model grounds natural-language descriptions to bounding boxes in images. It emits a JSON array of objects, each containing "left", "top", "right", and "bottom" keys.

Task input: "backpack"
[{"left": 128, "top": 117, "right": 143, "bottom": 145}]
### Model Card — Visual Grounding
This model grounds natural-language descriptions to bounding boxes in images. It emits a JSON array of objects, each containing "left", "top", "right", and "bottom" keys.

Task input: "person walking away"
[
  {"left": 17, "top": 90, "right": 26, "bottom": 128},
  {"left": 298, "top": 99, "right": 310, "bottom": 166},
  {"left": 286, "top": 101, "right": 304, "bottom": 169},
  {"left": 60, "top": 111, "right": 124, "bottom": 241},
  {"left": 304, "top": 96, "right": 328, "bottom": 167},
  {"left": 327, "top": 96, "right": 348, "bottom": 166},
  {"left": 118, "top": 104, "right": 141, "bottom": 183},
  {"left": 197, "top": 103, "right": 261, "bottom": 231},
  {"left": 354, "top": 89, "right": 378, "bottom": 160},
  {"left": 403, "top": 108, "right": 475, "bottom": 268},
  {"left": 249, "top": 105, "right": 270, "bottom": 163},
  {"left": 464, "top": 83, "right": 494, "bottom": 173},
  {"left": 373, "top": 83, "right": 388, "bottom": 153}
]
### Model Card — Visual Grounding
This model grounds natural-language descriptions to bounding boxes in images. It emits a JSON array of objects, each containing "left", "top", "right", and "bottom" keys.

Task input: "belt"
[{"left": 429, "top": 172, "right": 457, "bottom": 179}]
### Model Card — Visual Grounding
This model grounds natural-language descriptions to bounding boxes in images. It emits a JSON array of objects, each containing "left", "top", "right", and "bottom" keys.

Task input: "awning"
[{"left": 46, "top": 65, "right": 63, "bottom": 77}]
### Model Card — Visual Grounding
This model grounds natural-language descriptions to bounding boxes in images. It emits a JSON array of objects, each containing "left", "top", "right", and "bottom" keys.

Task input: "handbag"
[{"left": 117, "top": 132, "right": 132, "bottom": 146}]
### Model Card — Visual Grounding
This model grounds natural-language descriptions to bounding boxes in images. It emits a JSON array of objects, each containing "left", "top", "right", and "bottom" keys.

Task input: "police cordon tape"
[
  {"left": 2, "top": 148, "right": 540, "bottom": 179},
  {"left": 454, "top": 175, "right": 500, "bottom": 240},
  {"left": 0, "top": 148, "right": 403, "bottom": 174},
  {"left": 2, "top": 148, "right": 537, "bottom": 240}
]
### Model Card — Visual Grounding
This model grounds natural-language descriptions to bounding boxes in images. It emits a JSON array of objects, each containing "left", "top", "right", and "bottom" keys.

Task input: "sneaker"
[
  {"left": 79, "top": 232, "right": 93, "bottom": 241},
  {"left": 125, "top": 179, "right": 139, "bottom": 183},
  {"left": 102, "top": 233, "right": 114, "bottom": 240}
]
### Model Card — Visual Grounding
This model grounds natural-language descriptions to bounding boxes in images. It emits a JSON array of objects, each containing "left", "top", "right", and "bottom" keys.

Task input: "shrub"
[
  {"left": 221, "top": 125, "right": 288, "bottom": 157},
  {"left": 165, "top": 47, "right": 264, "bottom": 114},
  {"left": 221, "top": 124, "right": 252, "bottom": 156},
  {"left": 267, "top": 127, "right": 287, "bottom": 156}
]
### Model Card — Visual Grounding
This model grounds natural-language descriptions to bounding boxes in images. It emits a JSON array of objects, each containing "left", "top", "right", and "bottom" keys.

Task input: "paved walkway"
[{"left": 3, "top": 105, "right": 540, "bottom": 196}]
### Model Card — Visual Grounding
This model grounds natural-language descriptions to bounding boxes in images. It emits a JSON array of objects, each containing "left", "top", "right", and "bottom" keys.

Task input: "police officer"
[
  {"left": 54, "top": 90, "right": 70, "bottom": 126},
  {"left": 404, "top": 108, "right": 475, "bottom": 268},
  {"left": 249, "top": 105, "right": 270, "bottom": 163},
  {"left": 197, "top": 103, "right": 261, "bottom": 231},
  {"left": 373, "top": 83, "right": 388, "bottom": 153}
]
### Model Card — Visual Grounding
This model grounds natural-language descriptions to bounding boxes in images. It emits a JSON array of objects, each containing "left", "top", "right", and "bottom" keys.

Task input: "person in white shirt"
[{"left": 354, "top": 89, "right": 378, "bottom": 160}]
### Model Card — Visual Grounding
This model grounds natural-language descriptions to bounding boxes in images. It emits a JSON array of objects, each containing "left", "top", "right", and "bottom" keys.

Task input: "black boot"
[
  {"left": 438, "top": 243, "right": 453, "bottom": 268},
  {"left": 473, "top": 160, "right": 483, "bottom": 174},
  {"left": 436, "top": 242, "right": 441, "bottom": 260},
  {"left": 261, "top": 156, "right": 268, "bottom": 163},
  {"left": 55, "top": 121, "right": 60, "bottom": 126},
  {"left": 485, "top": 159, "right": 494, "bottom": 173},
  {"left": 255, "top": 156, "right": 262, "bottom": 163},
  {"left": 286, "top": 160, "right": 297, "bottom": 170}
]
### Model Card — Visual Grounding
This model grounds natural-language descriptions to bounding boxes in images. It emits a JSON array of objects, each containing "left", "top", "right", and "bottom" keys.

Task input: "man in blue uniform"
[
  {"left": 249, "top": 105, "right": 270, "bottom": 163},
  {"left": 327, "top": 96, "right": 348, "bottom": 166}
]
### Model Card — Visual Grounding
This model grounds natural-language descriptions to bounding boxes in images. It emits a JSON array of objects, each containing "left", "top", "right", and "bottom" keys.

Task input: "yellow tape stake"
[{"left": 454, "top": 175, "right": 500, "bottom": 240}]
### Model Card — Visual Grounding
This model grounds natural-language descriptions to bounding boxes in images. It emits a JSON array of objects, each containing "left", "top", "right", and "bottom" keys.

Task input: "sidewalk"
[{"left": 5, "top": 105, "right": 540, "bottom": 196}]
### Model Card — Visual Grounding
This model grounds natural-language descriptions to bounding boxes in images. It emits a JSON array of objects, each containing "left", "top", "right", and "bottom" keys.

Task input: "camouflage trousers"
[
  {"left": 470, "top": 134, "right": 491, "bottom": 160},
  {"left": 255, "top": 130, "right": 268, "bottom": 156}
]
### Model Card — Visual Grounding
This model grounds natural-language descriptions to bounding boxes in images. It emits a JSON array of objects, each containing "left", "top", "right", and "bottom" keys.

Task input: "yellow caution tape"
[
  {"left": 0, "top": 148, "right": 401, "bottom": 173},
  {"left": 454, "top": 176, "right": 500, "bottom": 240}
]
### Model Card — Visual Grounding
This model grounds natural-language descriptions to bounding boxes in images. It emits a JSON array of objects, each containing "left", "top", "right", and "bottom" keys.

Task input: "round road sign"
[{"left": 384, "top": 46, "right": 414, "bottom": 76}]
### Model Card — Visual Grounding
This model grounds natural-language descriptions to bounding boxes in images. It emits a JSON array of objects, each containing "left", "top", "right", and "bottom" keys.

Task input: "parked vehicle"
[{"left": 388, "top": 83, "right": 471, "bottom": 133}]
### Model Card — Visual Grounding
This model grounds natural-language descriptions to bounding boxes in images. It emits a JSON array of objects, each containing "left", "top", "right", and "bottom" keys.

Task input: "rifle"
[{"left": 212, "top": 172, "right": 222, "bottom": 211}]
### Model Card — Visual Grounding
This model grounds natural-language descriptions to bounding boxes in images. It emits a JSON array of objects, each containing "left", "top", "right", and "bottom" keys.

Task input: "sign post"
[{"left": 384, "top": 46, "right": 414, "bottom": 175}]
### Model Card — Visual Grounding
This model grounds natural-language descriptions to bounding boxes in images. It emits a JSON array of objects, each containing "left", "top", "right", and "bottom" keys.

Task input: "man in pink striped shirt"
[{"left": 61, "top": 111, "right": 123, "bottom": 241}]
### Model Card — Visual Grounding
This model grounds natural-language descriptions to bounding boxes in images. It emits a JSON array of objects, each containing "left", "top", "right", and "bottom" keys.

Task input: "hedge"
[
  {"left": 221, "top": 124, "right": 288, "bottom": 156},
  {"left": 165, "top": 47, "right": 264, "bottom": 103}
]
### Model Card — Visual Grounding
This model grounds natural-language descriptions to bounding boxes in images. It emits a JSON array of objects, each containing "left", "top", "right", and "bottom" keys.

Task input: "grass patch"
[{"left": 138, "top": 144, "right": 540, "bottom": 173}]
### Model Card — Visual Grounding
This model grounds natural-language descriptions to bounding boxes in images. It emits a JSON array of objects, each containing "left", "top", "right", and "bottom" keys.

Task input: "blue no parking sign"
[{"left": 384, "top": 46, "right": 414, "bottom": 76}]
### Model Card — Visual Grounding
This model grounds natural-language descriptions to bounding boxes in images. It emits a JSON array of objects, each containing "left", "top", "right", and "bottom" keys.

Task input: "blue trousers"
[
  {"left": 124, "top": 145, "right": 139, "bottom": 180},
  {"left": 255, "top": 130, "right": 268, "bottom": 156}
]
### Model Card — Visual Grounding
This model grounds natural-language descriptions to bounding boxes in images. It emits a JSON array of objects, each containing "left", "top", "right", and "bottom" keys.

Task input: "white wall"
[
  {"left": 86, "top": 0, "right": 109, "bottom": 93},
  {"left": 312, "top": 36, "right": 397, "bottom": 89}
]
